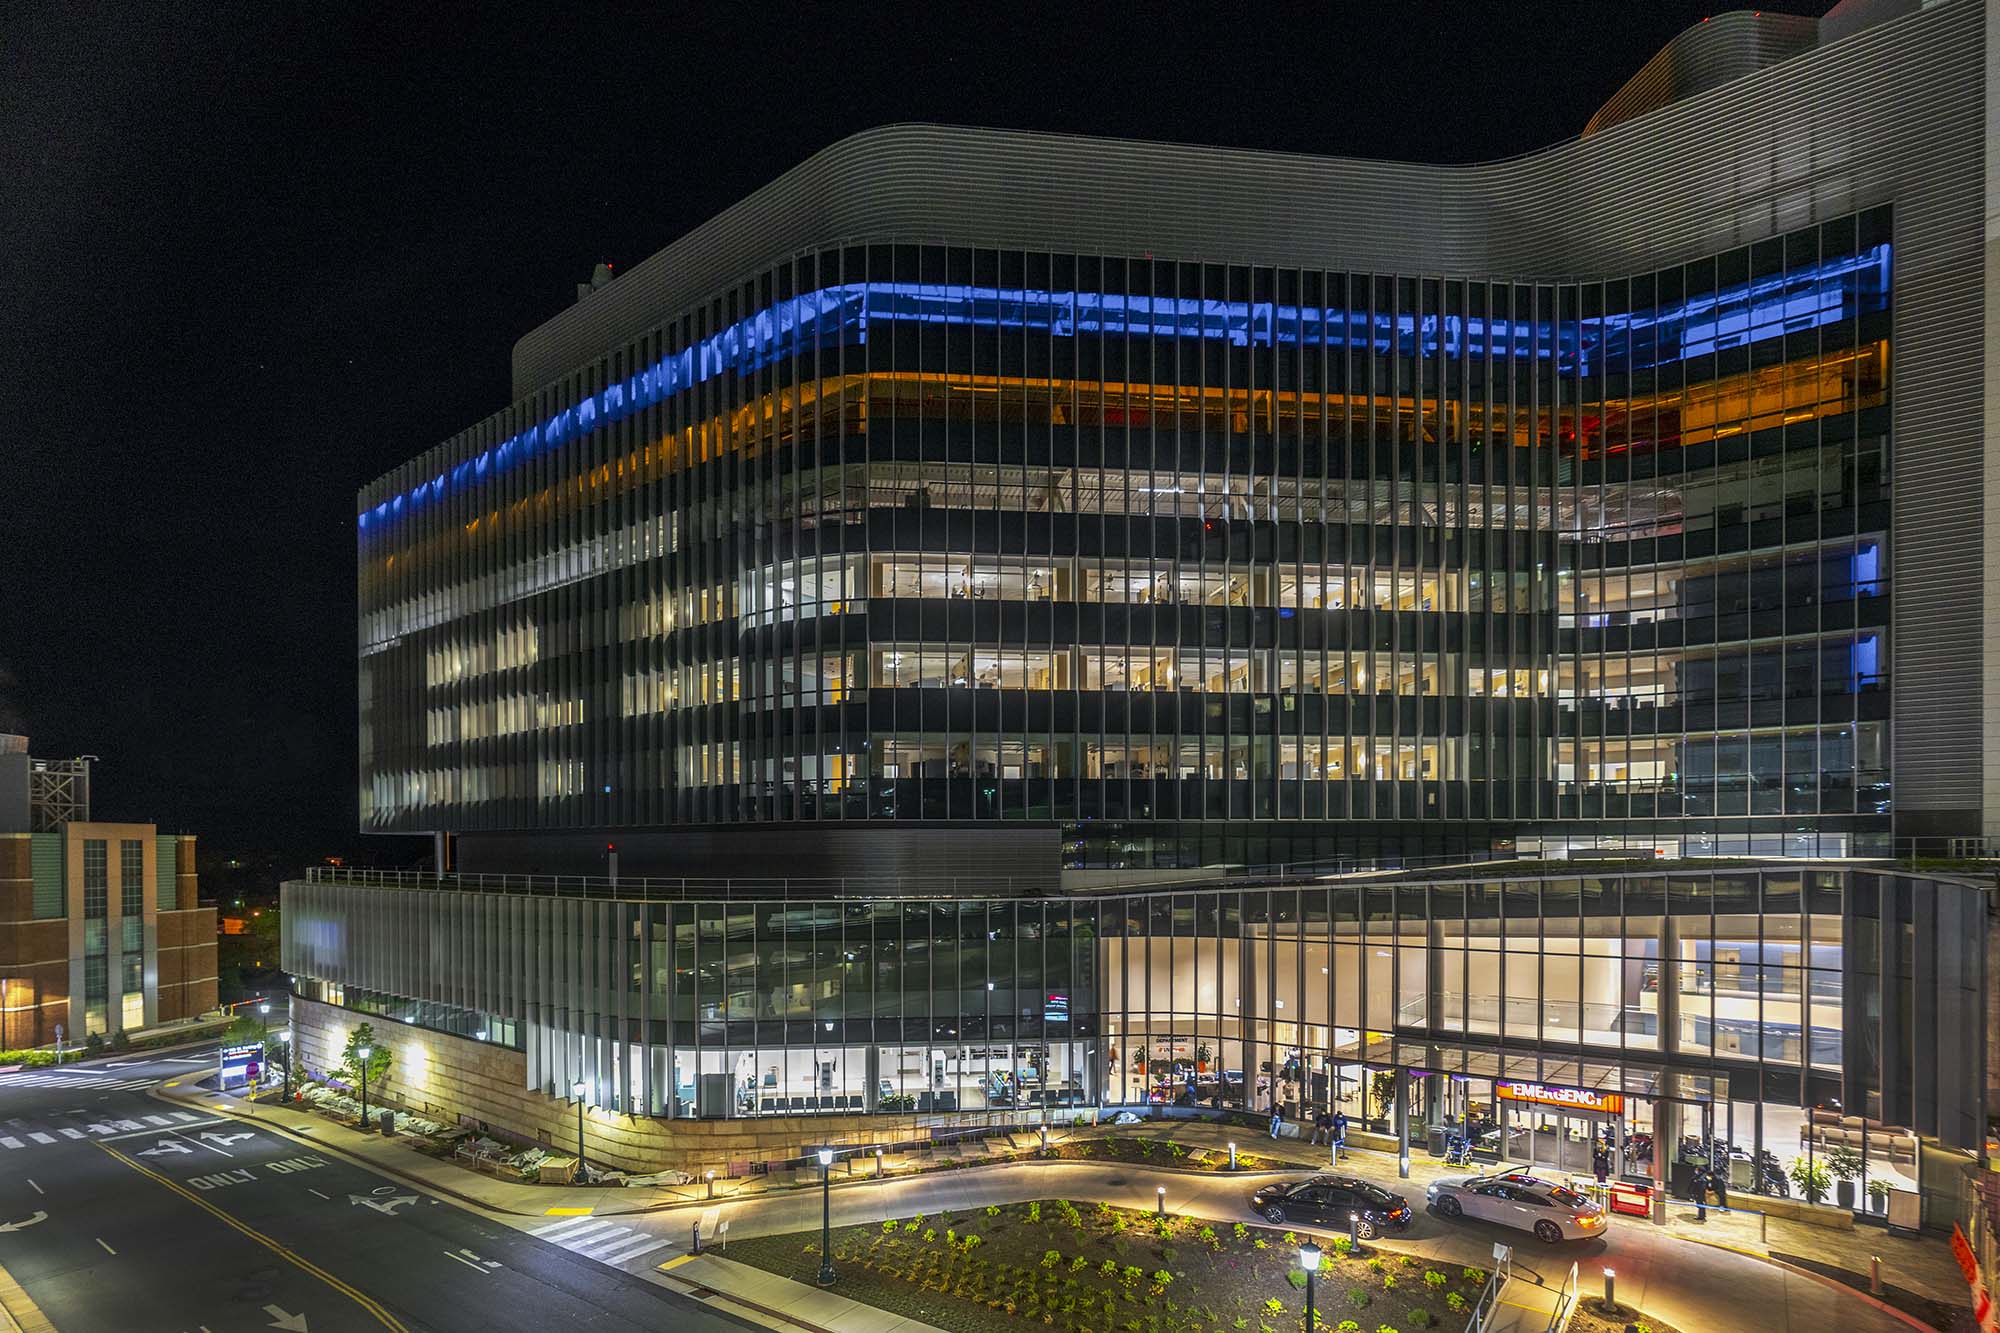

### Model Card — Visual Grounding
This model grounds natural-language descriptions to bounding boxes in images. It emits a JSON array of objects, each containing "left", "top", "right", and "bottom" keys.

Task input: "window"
[
  {"left": 121, "top": 840, "right": 144, "bottom": 919},
  {"left": 83, "top": 840, "right": 107, "bottom": 921}
]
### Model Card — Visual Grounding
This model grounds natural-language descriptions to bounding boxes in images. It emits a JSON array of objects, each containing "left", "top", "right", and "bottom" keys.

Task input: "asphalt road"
[{"left": 0, "top": 1047, "right": 750, "bottom": 1333}]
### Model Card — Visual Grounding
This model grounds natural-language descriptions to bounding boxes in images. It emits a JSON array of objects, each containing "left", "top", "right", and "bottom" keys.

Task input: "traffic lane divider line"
[{"left": 94, "top": 1141, "right": 411, "bottom": 1333}]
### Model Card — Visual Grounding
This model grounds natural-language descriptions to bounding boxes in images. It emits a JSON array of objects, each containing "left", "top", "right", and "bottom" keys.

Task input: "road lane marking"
[
  {"left": 170, "top": 1112, "right": 200, "bottom": 1122},
  {"left": 96, "top": 1142, "right": 410, "bottom": 1332},
  {"left": 530, "top": 1216, "right": 616, "bottom": 1239},
  {"left": 592, "top": 1233, "right": 673, "bottom": 1264},
  {"left": 25, "top": 1134, "right": 52, "bottom": 1146},
  {"left": 57, "top": 1129, "right": 81, "bottom": 1140},
  {"left": 95, "top": 1238, "right": 116, "bottom": 1255},
  {"left": 0, "top": 1253, "right": 56, "bottom": 1333},
  {"left": 105, "top": 1119, "right": 227, "bottom": 1142},
  {"left": 24, "top": 1181, "right": 39, "bottom": 1196},
  {"left": 543, "top": 1206, "right": 593, "bottom": 1216},
  {"left": 143, "top": 1115, "right": 171, "bottom": 1126},
  {"left": 0, "top": 1139, "right": 19, "bottom": 1150},
  {"left": 307, "top": 1188, "right": 330, "bottom": 1200}
]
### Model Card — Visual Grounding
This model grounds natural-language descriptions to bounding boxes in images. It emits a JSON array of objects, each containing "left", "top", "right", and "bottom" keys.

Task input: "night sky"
[{"left": 0, "top": 2, "right": 1828, "bottom": 865}]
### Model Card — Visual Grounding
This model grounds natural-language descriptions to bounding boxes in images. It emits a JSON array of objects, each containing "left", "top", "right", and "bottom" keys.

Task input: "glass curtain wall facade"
[
  {"left": 285, "top": 865, "right": 1982, "bottom": 1215},
  {"left": 357, "top": 212, "right": 1892, "bottom": 868}
]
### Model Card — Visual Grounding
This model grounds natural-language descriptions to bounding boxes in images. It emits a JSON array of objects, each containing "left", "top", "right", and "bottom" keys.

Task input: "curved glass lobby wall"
[
  {"left": 284, "top": 865, "right": 1983, "bottom": 1216},
  {"left": 358, "top": 210, "right": 1893, "bottom": 865}
]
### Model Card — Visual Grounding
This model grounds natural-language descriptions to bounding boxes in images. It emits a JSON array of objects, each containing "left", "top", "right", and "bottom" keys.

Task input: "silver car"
[{"left": 1425, "top": 1173, "right": 1609, "bottom": 1243}]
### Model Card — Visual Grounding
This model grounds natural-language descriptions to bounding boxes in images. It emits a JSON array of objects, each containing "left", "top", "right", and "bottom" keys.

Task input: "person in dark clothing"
[
  {"left": 1268, "top": 1095, "right": 1283, "bottom": 1139},
  {"left": 1707, "top": 1164, "right": 1731, "bottom": 1212},
  {"left": 1592, "top": 1143, "right": 1611, "bottom": 1184},
  {"left": 1333, "top": 1111, "right": 1349, "bottom": 1147}
]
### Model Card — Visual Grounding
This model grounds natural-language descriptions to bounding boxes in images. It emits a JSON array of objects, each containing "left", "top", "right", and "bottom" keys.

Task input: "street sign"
[{"left": 219, "top": 1043, "right": 263, "bottom": 1091}]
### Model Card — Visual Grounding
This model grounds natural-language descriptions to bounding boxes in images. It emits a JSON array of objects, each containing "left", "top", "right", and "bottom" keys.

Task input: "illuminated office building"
[{"left": 355, "top": 0, "right": 1982, "bottom": 881}]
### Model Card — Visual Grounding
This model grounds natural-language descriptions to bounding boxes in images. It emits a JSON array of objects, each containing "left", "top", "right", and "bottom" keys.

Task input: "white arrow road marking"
[
  {"left": 262, "top": 1303, "right": 308, "bottom": 1331},
  {"left": 197, "top": 1132, "right": 254, "bottom": 1147},
  {"left": 137, "top": 1141, "right": 194, "bottom": 1157},
  {"left": 0, "top": 1211, "right": 46, "bottom": 1233},
  {"left": 347, "top": 1193, "right": 418, "bottom": 1216},
  {"left": 442, "top": 1248, "right": 501, "bottom": 1274}
]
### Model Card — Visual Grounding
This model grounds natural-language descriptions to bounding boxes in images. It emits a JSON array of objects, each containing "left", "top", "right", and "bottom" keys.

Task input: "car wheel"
[
  {"left": 1434, "top": 1196, "right": 1462, "bottom": 1219},
  {"left": 1533, "top": 1220, "right": 1563, "bottom": 1244},
  {"left": 1263, "top": 1205, "right": 1287, "bottom": 1223},
  {"left": 1355, "top": 1218, "right": 1378, "bottom": 1240}
]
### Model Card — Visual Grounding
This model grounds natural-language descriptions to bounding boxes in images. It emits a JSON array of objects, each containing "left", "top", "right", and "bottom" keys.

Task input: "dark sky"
[{"left": 0, "top": 2, "right": 1828, "bottom": 862}]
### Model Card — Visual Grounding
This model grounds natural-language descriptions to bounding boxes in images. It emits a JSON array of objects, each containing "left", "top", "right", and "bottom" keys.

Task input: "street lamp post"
[
  {"left": 816, "top": 1148, "right": 836, "bottom": 1286},
  {"left": 1299, "top": 1242, "right": 1321, "bottom": 1333},
  {"left": 356, "top": 1044, "right": 372, "bottom": 1128},
  {"left": 258, "top": 1002, "right": 270, "bottom": 1037},
  {"left": 570, "top": 1079, "right": 588, "bottom": 1179}
]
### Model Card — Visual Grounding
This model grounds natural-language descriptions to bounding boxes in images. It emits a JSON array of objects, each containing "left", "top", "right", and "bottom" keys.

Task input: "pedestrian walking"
[
  {"left": 1708, "top": 1164, "right": 1731, "bottom": 1212},
  {"left": 1333, "top": 1111, "right": 1348, "bottom": 1147},
  {"left": 1268, "top": 1095, "right": 1283, "bottom": 1139}
]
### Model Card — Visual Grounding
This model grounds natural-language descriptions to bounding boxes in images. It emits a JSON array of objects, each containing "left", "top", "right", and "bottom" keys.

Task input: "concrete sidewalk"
[{"left": 654, "top": 1253, "right": 941, "bottom": 1333}]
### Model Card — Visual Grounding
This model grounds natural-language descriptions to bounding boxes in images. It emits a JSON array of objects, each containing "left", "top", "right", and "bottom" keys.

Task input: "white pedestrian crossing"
[
  {"left": 528, "top": 1215, "right": 675, "bottom": 1269},
  {"left": 0, "top": 1073, "right": 158, "bottom": 1092},
  {"left": 26, "top": 1133, "right": 52, "bottom": 1145},
  {"left": 0, "top": 1138, "right": 20, "bottom": 1150}
]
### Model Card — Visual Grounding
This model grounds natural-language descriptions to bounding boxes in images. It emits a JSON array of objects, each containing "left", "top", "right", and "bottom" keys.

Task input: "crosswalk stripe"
[
  {"left": 536, "top": 1218, "right": 620, "bottom": 1242},
  {"left": 58, "top": 1129, "right": 82, "bottom": 1140},
  {"left": 26, "top": 1133, "right": 53, "bottom": 1145},
  {"left": 142, "top": 1115, "right": 170, "bottom": 1126},
  {"left": 0, "top": 1138, "right": 20, "bottom": 1149},
  {"left": 590, "top": 1233, "right": 672, "bottom": 1264},
  {"left": 170, "top": 1112, "right": 198, "bottom": 1122},
  {"left": 571, "top": 1229, "right": 641, "bottom": 1257}
]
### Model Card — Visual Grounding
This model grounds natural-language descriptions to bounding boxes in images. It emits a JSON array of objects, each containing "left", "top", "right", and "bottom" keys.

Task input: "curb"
[{"left": 1672, "top": 1232, "right": 1939, "bottom": 1333}]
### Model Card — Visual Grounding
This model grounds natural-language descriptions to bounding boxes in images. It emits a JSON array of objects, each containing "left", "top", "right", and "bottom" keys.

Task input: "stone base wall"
[{"left": 290, "top": 996, "right": 1025, "bottom": 1175}]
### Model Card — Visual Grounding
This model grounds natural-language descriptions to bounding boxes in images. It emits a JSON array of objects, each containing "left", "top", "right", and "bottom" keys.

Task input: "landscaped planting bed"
[
  {"left": 1047, "top": 1134, "right": 1286, "bottom": 1173},
  {"left": 726, "top": 1199, "right": 1681, "bottom": 1333}
]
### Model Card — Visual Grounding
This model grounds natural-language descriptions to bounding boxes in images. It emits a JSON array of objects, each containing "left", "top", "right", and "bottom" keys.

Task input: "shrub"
[
  {"left": 1790, "top": 1159, "right": 1833, "bottom": 1205},
  {"left": 1264, "top": 1298, "right": 1286, "bottom": 1315},
  {"left": 1286, "top": 1271, "right": 1307, "bottom": 1291},
  {"left": 1374, "top": 1326, "right": 1402, "bottom": 1333},
  {"left": 1423, "top": 1270, "right": 1446, "bottom": 1291},
  {"left": 1233, "top": 1223, "right": 1248, "bottom": 1240},
  {"left": 986, "top": 1204, "right": 1001, "bottom": 1218},
  {"left": 1282, "top": 1231, "right": 1298, "bottom": 1246},
  {"left": 882, "top": 1220, "right": 897, "bottom": 1234},
  {"left": 1409, "top": 1313, "right": 1433, "bottom": 1329},
  {"left": 1043, "top": 1250, "right": 1062, "bottom": 1270},
  {"left": 1150, "top": 1270, "right": 1171, "bottom": 1288},
  {"left": 1029, "top": 1202, "right": 1043, "bottom": 1224},
  {"left": 1346, "top": 1288, "right": 1371, "bottom": 1310},
  {"left": 1337, "top": 1324, "right": 1362, "bottom": 1333},
  {"left": 1445, "top": 1292, "right": 1467, "bottom": 1314},
  {"left": 1381, "top": 1274, "right": 1397, "bottom": 1291},
  {"left": 1100, "top": 1259, "right": 1118, "bottom": 1278},
  {"left": 1460, "top": 1267, "right": 1486, "bottom": 1286},
  {"left": 922, "top": 1228, "right": 936, "bottom": 1243},
  {"left": 1331, "top": 1235, "right": 1352, "bottom": 1256},
  {"left": 1365, "top": 1257, "right": 1386, "bottom": 1274}
]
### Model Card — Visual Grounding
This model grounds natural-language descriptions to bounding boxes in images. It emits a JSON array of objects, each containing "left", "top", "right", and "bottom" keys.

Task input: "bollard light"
[
  {"left": 706, "top": 1169, "right": 716, "bottom": 1200},
  {"left": 1299, "top": 1242, "right": 1322, "bottom": 1332},
  {"left": 1602, "top": 1267, "right": 1617, "bottom": 1312},
  {"left": 1348, "top": 1210, "right": 1361, "bottom": 1253},
  {"left": 1157, "top": 1185, "right": 1166, "bottom": 1218},
  {"left": 570, "top": 1080, "right": 588, "bottom": 1176},
  {"left": 875, "top": 1146, "right": 885, "bottom": 1178},
  {"left": 1228, "top": 1141, "right": 1238, "bottom": 1171}
]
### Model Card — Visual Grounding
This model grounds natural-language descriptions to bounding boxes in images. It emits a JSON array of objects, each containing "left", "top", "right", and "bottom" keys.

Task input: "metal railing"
[
  {"left": 301, "top": 864, "right": 1049, "bottom": 902},
  {"left": 1547, "top": 1260, "right": 1579, "bottom": 1333},
  {"left": 1466, "top": 1245, "right": 1512, "bottom": 1332}
]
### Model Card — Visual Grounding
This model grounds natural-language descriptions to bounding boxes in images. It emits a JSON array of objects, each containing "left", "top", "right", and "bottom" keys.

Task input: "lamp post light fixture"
[
  {"left": 258, "top": 1002, "right": 270, "bottom": 1037},
  {"left": 356, "top": 1044, "right": 372, "bottom": 1128},
  {"left": 570, "top": 1079, "right": 588, "bottom": 1178},
  {"left": 1298, "top": 1242, "right": 1322, "bottom": 1332},
  {"left": 816, "top": 1148, "right": 836, "bottom": 1286}
]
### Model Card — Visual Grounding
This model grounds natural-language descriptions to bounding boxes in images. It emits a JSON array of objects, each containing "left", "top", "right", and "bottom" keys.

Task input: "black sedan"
[{"left": 1248, "top": 1175, "right": 1414, "bottom": 1238}]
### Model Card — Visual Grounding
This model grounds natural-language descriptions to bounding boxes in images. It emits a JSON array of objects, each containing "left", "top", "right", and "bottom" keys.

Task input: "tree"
[{"left": 337, "top": 1023, "right": 392, "bottom": 1093}]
